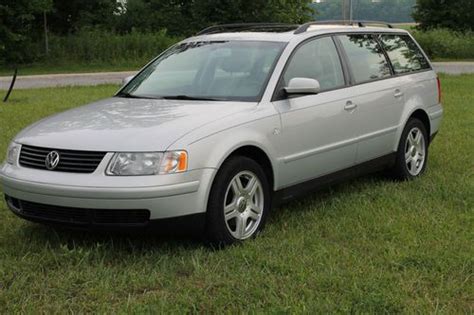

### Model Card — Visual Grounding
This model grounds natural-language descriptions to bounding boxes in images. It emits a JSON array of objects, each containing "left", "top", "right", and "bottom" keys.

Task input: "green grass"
[
  {"left": 432, "top": 58, "right": 474, "bottom": 62},
  {"left": 392, "top": 23, "right": 417, "bottom": 31},
  {"left": 0, "top": 75, "right": 473, "bottom": 313},
  {"left": 0, "top": 63, "right": 141, "bottom": 77}
]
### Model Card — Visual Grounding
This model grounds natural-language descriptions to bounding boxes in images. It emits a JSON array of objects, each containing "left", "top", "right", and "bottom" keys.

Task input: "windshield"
[{"left": 118, "top": 41, "right": 286, "bottom": 102}]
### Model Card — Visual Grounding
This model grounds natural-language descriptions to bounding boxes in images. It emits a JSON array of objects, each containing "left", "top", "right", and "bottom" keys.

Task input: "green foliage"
[
  {"left": 413, "top": 0, "right": 474, "bottom": 31},
  {"left": 190, "top": 0, "right": 315, "bottom": 26},
  {"left": 411, "top": 28, "right": 474, "bottom": 60},
  {"left": 0, "top": 0, "right": 314, "bottom": 66},
  {"left": 2, "top": 0, "right": 473, "bottom": 68},
  {"left": 0, "top": 0, "right": 52, "bottom": 64},
  {"left": 111, "top": 0, "right": 200, "bottom": 36},
  {"left": 48, "top": 0, "right": 121, "bottom": 35},
  {"left": 114, "top": 0, "right": 315, "bottom": 36},
  {"left": 47, "top": 30, "right": 179, "bottom": 66},
  {"left": 312, "top": 0, "right": 416, "bottom": 23},
  {"left": 0, "top": 75, "right": 473, "bottom": 313}
]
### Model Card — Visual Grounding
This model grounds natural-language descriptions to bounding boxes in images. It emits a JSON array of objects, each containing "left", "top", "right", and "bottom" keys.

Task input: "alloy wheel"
[
  {"left": 405, "top": 127, "right": 426, "bottom": 176},
  {"left": 223, "top": 171, "right": 264, "bottom": 240}
]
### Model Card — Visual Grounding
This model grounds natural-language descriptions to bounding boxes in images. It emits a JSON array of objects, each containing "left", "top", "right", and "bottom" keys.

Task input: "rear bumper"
[{"left": 428, "top": 104, "right": 443, "bottom": 139}]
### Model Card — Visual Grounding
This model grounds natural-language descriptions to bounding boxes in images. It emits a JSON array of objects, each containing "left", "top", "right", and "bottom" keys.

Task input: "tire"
[
  {"left": 390, "top": 118, "right": 429, "bottom": 180},
  {"left": 205, "top": 156, "right": 271, "bottom": 246}
]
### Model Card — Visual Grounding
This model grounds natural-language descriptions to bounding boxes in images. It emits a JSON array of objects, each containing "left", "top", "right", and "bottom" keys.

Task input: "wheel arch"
[
  {"left": 222, "top": 145, "right": 275, "bottom": 191},
  {"left": 395, "top": 108, "right": 431, "bottom": 151},
  {"left": 410, "top": 109, "right": 431, "bottom": 137}
]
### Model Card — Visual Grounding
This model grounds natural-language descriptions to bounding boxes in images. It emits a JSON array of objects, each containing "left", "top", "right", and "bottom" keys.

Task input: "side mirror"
[
  {"left": 284, "top": 78, "right": 321, "bottom": 95},
  {"left": 122, "top": 75, "right": 134, "bottom": 86}
]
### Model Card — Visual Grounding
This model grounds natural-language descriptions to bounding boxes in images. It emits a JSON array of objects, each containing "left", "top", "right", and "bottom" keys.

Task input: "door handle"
[
  {"left": 344, "top": 101, "right": 357, "bottom": 111},
  {"left": 394, "top": 89, "right": 404, "bottom": 98}
]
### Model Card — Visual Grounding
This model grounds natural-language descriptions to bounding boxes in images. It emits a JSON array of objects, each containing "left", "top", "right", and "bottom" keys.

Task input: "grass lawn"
[
  {"left": 391, "top": 23, "right": 417, "bottom": 31},
  {"left": 0, "top": 75, "right": 473, "bottom": 313},
  {"left": 0, "top": 63, "right": 142, "bottom": 77}
]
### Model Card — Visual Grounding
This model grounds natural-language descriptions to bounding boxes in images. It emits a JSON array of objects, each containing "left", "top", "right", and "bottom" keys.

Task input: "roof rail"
[
  {"left": 196, "top": 23, "right": 299, "bottom": 36},
  {"left": 294, "top": 20, "right": 393, "bottom": 34}
]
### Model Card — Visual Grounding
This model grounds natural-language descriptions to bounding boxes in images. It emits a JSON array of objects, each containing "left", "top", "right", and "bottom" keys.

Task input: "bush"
[
  {"left": 2, "top": 28, "right": 472, "bottom": 71},
  {"left": 47, "top": 29, "right": 181, "bottom": 66},
  {"left": 413, "top": 0, "right": 473, "bottom": 32},
  {"left": 0, "top": 30, "right": 181, "bottom": 69},
  {"left": 411, "top": 28, "right": 474, "bottom": 60}
]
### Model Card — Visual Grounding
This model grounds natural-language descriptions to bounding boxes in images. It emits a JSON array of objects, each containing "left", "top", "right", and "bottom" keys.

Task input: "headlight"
[
  {"left": 106, "top": 151, "right": 187, "bottom": 176},
  {"left": 107, "top": 152, "right": 163, "bottom": 176},
  {"left": 6, "top": 143, "right": 20, "bottom": 165}
]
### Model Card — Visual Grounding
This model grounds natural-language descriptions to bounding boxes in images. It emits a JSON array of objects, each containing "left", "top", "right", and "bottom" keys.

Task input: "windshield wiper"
[
  {"left": 118, "top": 93, "right": 222, "bottom": 101},
  {"left": 116, "top": 92, "right": 161, "bottom": 100},
  {"left": 162, "top": 95, "right": 222, "bottom": 101}
]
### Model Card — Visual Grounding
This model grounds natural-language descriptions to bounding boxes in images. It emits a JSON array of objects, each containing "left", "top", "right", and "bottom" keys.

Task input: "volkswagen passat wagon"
[{"left": 1, "top": 22, "right": 443, "bottom": 244}]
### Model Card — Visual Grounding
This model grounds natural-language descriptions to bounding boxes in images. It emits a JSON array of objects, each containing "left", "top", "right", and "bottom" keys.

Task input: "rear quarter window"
[
  {"left": 338, "top": 34, "right": 392, "bottom": 84},
  {"left": 379, "top": 34, "right": 431, "bottom": 74}
]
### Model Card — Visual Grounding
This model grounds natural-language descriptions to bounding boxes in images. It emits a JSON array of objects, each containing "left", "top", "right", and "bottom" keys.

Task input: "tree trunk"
[
  {"left": 342, "top": 0, "right": 352, "bottom": 22},
  {"left": 44, "top": 11, "right": 49, "bottom": 56}
]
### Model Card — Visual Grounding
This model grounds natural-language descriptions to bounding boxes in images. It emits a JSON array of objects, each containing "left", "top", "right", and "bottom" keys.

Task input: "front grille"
[
  {"left": 19, "top": 145, "right": 106, "bottom": 173},
  {"left": 6, "top": 196, "right": 150, "bottom": 226}
]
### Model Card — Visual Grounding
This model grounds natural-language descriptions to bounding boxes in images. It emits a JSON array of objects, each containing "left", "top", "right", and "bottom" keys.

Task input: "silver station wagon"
[{"left": 1, "top": 21, "right": 443, "bottom": 245}]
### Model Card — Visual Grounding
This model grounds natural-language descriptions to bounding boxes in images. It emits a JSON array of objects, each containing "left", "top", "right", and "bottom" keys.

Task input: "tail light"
[{"left": 437, "top": 76, "right": 442, "bottom": 104}]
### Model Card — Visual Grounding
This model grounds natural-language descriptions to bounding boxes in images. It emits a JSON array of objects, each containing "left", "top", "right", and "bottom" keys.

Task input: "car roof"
[{"left": 185, "top": 26, "right": 410, "bottom": 44}]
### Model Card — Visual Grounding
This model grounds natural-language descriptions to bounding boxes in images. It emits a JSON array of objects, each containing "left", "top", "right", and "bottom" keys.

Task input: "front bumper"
[
  {"left": 5, "top": 195, "right": 206, "bottom": 233},
  {"left": 0, "top": 161, "right": 216, "bottom": 223}
]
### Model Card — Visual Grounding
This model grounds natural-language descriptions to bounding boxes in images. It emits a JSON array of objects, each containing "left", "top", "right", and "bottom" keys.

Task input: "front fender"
[{"left": 169, "top": 109, "right": 282, "bottom": 190}]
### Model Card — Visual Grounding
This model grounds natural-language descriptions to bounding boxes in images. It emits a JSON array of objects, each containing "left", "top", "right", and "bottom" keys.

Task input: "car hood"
[{"left": 15, "top": 97, "right": 257, "bottom": 151}]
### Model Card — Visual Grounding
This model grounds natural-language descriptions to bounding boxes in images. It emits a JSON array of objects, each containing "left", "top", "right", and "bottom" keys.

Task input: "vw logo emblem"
[{"left": 45, "top": 151, "right": 60, "bottom": 170}]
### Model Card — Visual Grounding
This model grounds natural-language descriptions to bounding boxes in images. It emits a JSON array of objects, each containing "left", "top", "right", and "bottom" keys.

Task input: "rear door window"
[
  {"left": 379, "top": 34, "right": 431, "bottom": 74},
  {"left": 338, "top": 34, "right": 392, "bottom": 83}
]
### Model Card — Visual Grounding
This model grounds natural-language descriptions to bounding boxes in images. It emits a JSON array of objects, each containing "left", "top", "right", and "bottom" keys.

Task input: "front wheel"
[
  {"left": 390, "top": 118, "right": 429, "bottom": 180},
  {"left": 205, "top": 156, "right": 271, "bottom": 246}
]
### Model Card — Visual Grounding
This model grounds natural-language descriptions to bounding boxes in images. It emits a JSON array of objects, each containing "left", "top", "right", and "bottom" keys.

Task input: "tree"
[
  {"left": 113, "top": 0, "right": 194, "bottom": 35},
  {"left": 47, "top": 0, "right": 121, "bottom": 34},
  {"left": 115, "top": 0, "right": 315, "bottom": 36},
  {"left": 0, "top": 0, "right": 52, "bottom": 65},
  {"left": 0, "top": 0, "right": 316, "bottom": 65},
  {"left": 413, "top": 0, "right": 474, "bottom": 31},
  {"left": 191, "top": 0, "right": 315, "bottom": 26}
]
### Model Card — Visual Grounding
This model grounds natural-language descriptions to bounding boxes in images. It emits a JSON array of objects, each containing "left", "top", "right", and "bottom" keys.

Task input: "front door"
[{"left": 272, "top": 36, "right": 358, "bottom": 188}]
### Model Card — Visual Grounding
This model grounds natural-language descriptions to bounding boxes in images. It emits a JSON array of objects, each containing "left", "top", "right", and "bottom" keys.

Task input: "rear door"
[
  {"left": 377, "top": 33, "right": 435, "bottom": 129},
  {"left": 335, "top": 33, "right": 402, "bottom": 163},
  {"left": 272, "top": 36, "right": 358, "bottom": 187}
]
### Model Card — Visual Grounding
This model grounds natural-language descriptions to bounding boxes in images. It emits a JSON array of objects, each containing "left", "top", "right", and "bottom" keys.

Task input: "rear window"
[
  {"left": 338, "top": 34, "right": 391, "bottom": 84},
  {"left": 379, "top": 34, "right": 430, "bottom": 74}
]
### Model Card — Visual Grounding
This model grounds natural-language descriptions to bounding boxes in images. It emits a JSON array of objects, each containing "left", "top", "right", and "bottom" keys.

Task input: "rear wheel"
[
  {"left": 390, "top": 118, "right": 429, "bottom": 180},
  {"left": 205, "top": 156, "right": 271, "bottom": 246}
]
